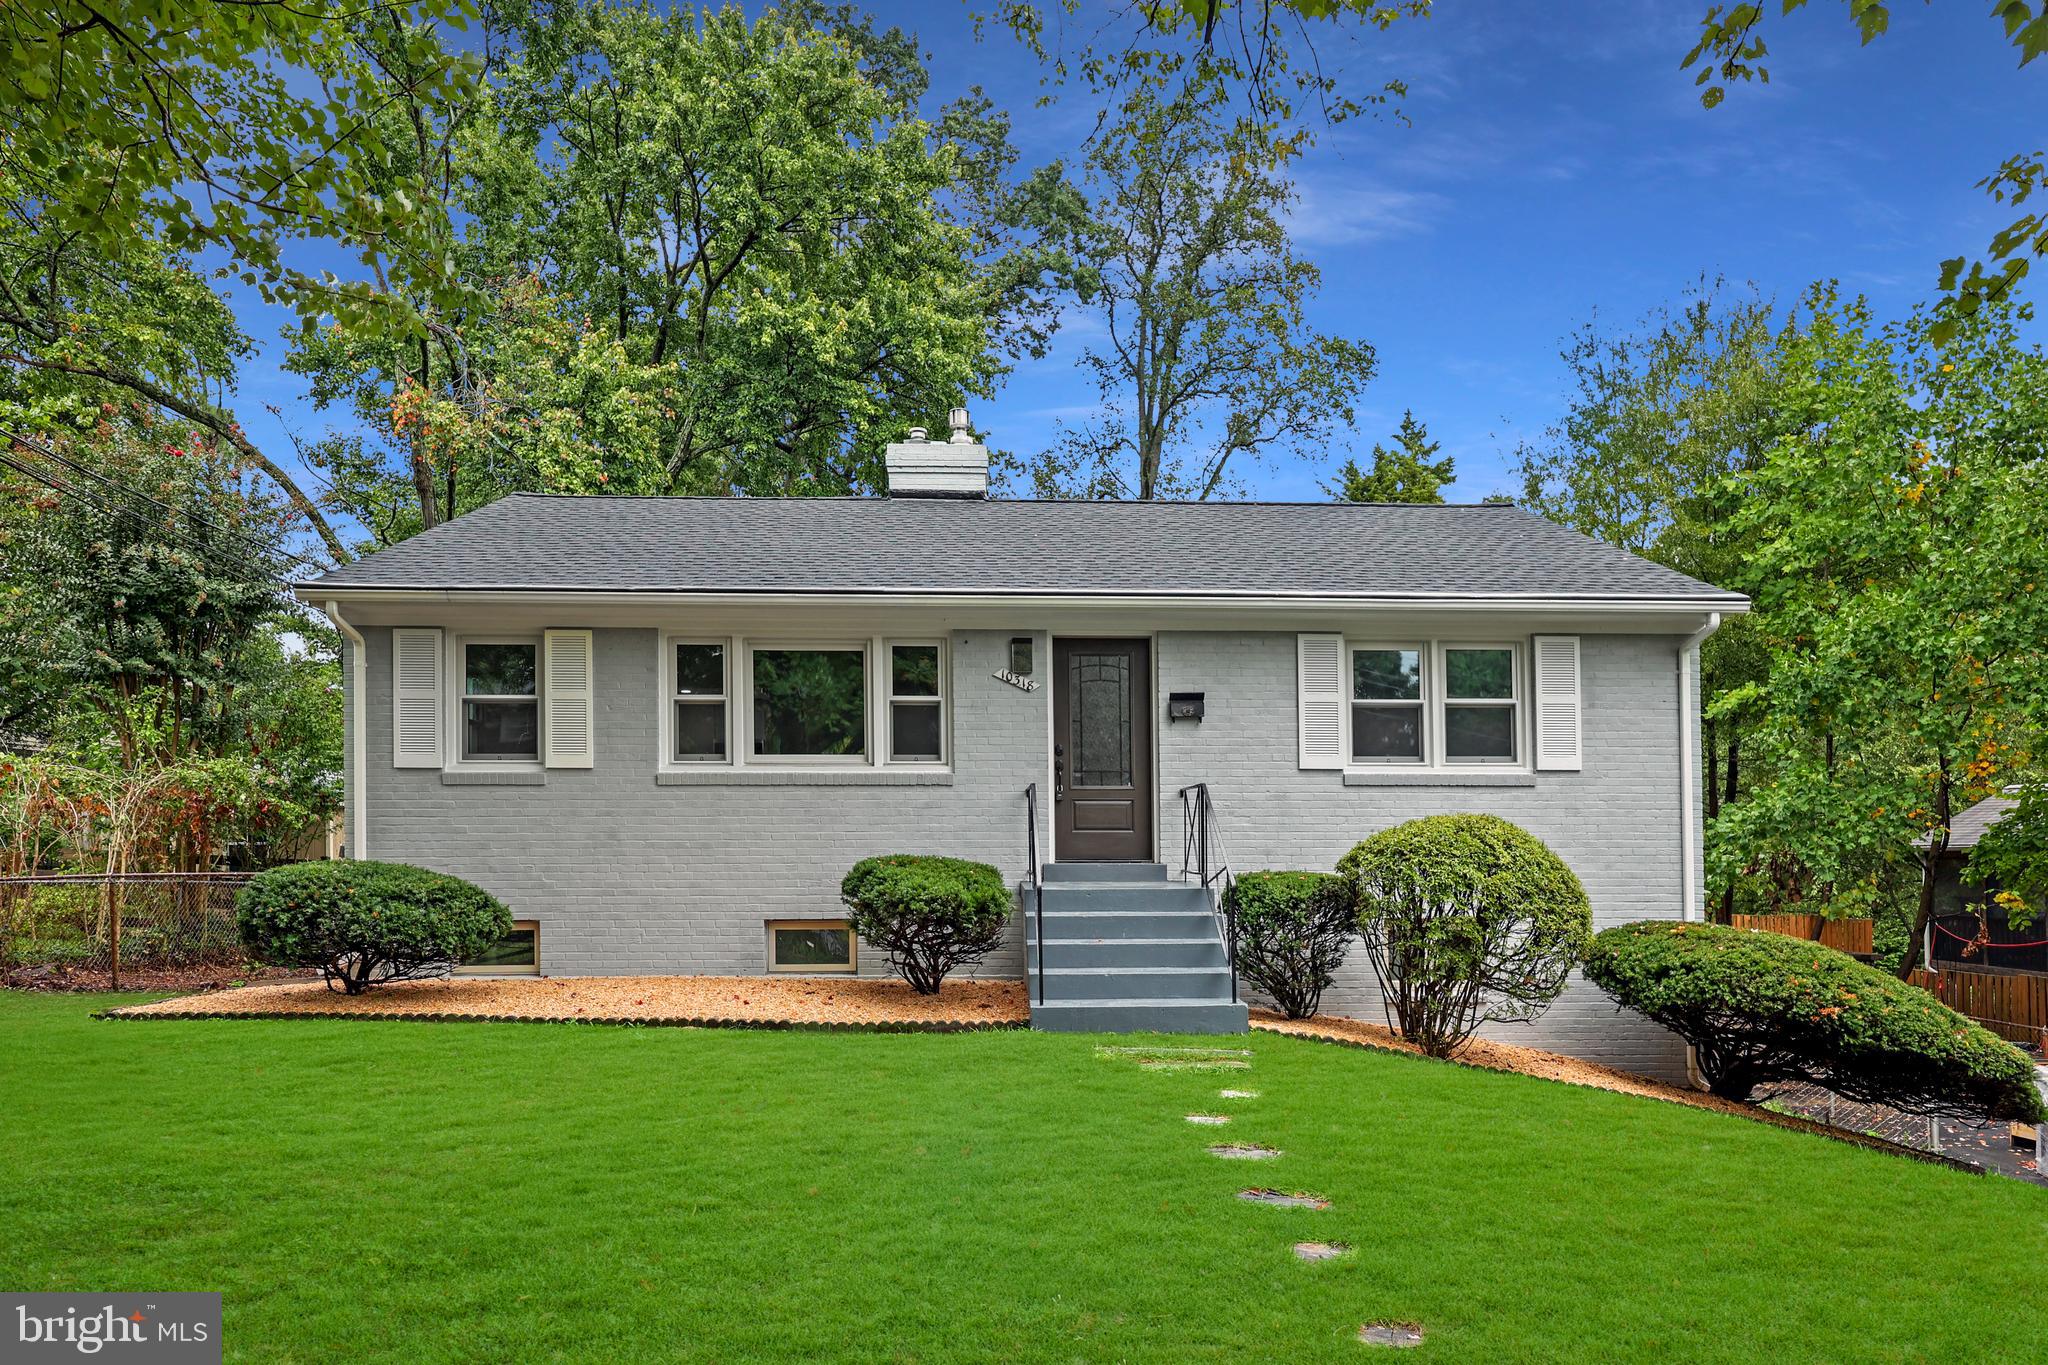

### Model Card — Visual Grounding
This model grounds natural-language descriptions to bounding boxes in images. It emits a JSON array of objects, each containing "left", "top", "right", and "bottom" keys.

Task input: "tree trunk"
[
  {"left": 1705, "top": 717, "right": 1720, "bottom": 820},
  {"left": 1897, "top": 759, "right": 1953, "bottom": 979}
]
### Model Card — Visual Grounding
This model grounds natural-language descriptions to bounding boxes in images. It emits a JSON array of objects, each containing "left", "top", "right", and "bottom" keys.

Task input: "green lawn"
[{"left": 3, "top": 993, "right": 2043, "bottom": 1363}]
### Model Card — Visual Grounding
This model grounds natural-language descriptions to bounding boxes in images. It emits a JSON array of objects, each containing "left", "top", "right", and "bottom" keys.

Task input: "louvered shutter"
[
  {"left": 391, "top": 628, "right": 444, "bottom": 768},
  {"left": 1297, "top": 633, "right": 1345, "bottom": 770},
  {"left": 1532, "top": 635, "right": 1583, "bottom": 771},
  {"left": 543, "top": 629, "right": 595, "bottom": 769}
]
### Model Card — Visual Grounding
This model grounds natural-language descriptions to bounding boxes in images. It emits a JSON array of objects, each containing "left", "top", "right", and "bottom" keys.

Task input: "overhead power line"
[
  {"left": 0, "top": 447, "right": 315, "bottom": 593},
  {"left": 0, "top": 427, "right": 334, "bottom": 577}
]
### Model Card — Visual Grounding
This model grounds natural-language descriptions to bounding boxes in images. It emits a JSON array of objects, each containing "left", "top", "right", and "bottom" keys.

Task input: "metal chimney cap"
[
  {"left": 948, "top": 407, "right": 973, "bottom": 443},
  {"left": 905, "top": 426, "right": 927, "bottom": 443}
]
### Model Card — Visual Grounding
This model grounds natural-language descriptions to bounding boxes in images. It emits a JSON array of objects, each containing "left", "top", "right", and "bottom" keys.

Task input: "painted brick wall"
[
  {"left": 347, "top": 622, "right": 1701, "bottom": 1080},
  {"left": 1154, "top": 632, "right": 1698, "bottom": 1082},
  {"left": 356, "top": 627, "right": 1042, "bottom": 978}
]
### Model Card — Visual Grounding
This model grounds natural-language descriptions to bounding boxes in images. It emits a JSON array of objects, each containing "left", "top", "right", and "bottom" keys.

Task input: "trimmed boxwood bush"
[
  {"left": 840, "top": 855, "right": 1011, "bottom": 994},
  {"left": 238, "top": 860, "right": 514, "bottom": 994},
  {"left": 1584, "top": 920, "right": 2045, "bottom": 1121},
  {"left": 1340, "top": 814, "right": 1592, "bottom": 1058},
  {"left": 1225, "top": 871, "right": 1357, "bottom": 1019}
]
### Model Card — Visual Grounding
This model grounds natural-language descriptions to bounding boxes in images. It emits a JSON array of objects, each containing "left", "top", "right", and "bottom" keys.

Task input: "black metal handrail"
[
  {"left": 1024, "top": 782, "right": 1045, "bottom": 1004},
  {"left": 1177, "top": 782, "right": 1239, "bottom": 1004}
]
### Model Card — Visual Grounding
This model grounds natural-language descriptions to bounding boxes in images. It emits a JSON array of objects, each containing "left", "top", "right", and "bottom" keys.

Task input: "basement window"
[
  {"left": 768, "top": 920, "right": 856, "bottom": 974},
  {"left": 456, "top": 920, "right": 539, "bottom": 976}
]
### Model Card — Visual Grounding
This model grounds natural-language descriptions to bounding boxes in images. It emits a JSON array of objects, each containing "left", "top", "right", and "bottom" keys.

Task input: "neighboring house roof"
[
  {"left": 0, "top": 729, "right": 46, "bottom": 755},
  {"left": 1940, "top": 794, "right": 2020, "bottom": 853},
  {"left": 297, "top": 494, "right": 1748, "bottom": 605}
]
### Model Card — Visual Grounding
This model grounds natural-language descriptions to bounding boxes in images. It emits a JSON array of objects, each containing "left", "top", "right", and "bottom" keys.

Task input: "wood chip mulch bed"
[
  {"left": 1251, "top": 1010, "right": 1991, "bottom": 1174},
  {"left": 6, "top": 962, "right": 315, "bottom": 994},
  {"left": 103, "top": 974, "right": 1029, "bottom": 1032}
]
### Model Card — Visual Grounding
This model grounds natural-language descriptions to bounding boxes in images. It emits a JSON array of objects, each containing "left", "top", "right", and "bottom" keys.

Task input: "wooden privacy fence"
[
  {"left": 1908, "top": 967, "right": 2048, "bottom": 1049},
  {"left": 0, "top": 873, "right": 254, "bottom": 986},
  {"left": 1729, "top": 914, "right": 1874, "bottom": 956}
]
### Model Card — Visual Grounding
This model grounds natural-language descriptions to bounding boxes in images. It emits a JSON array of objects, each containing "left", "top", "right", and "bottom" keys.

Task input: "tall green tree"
[
  {"left": 0, "top": 1, "right": 489, "bottom": 563},
  {"left": 1, "top": 419, "right": 337, "bottom": 868},
  {"left": 291, "top": 1, "right": 1064, "bottom": 542},
  {"left": 1711, "top": 294, "right": 2048, "bottom": 972},
  {"left": 1514, "top": 280, "right": 1786, "bottom": 918},
  {"left": 1016, "top": 66, "right": 1374, "bottom": 500},
  {"left": 1325, "top": 411, "right": 1451, "bottom": 503}
]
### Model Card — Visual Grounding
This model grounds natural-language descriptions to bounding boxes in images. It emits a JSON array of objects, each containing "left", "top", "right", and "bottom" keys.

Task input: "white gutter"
[
  {"left": 325, "top": 601, "right": 367, "bottom": 862},
  {"left": 1677, "top": 613, "right": 1722, "bottom": 920},
  {"left": 292, "top": 585, "right": 1751, "bottom": 615}
]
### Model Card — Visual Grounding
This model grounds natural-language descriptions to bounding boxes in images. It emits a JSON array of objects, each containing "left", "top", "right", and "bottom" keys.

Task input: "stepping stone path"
[
  {"left": 1293, "top": 1241, "right": 1352, "bottom": 1262},
  {"left": 1100, "top": 1045, "right": 1253, "bottom": 1073},
  {"left": 1175, "top": 1050, "right": 1422, "bottom": 1348},
  {"left": 1236, "top": 1188, "right": 1330, "bottom": 1210},
  {"left": 1358, "top": 1323, "right": 1424, "bottom": 1349}
]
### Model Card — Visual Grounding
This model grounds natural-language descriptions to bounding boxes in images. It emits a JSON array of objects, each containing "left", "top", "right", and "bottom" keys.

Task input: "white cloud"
[{"left": 1286, "top": 177, "right": 1449, "bottom": 248}]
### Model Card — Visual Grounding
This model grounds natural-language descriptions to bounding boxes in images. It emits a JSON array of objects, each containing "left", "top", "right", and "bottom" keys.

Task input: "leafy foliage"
[
  {"left": 0, "top": 420, "right": 338, "bottom": 870},
  {"left": 1713, "top": 294, "right": 2048, "bottom": 970},
  {"left": 1324, "top": 411, "right": 1452, "bottom": 503},
  {"left": 1680, "top": 2, "right": 2048, "bottom": 338},
  {"left": 1584, "top": 920, "right": 2045, "bottom": 1121},
  {"left": 1224, "top": 870, "right": 1357, "bottom": 1019},
  {"left": 1339, "top": 815, "right": 1591, "bottom": 1058},
  {"left": 291, "top": 1, "right": 1064, "bottom": 543},
  {"left": 839, "top": 854, "right": 1012, "bottom": 994},
  {"left": 1011, "top": 66, "right": 1374, "bottom": 499},
  {"left": 2, "top": 0, "right": 479, "bottom": 318},
  {"left": 1963, "top": 785, "right": 2048, "bottom": 935},
  {"left": 237, "top": 860, "right": 512, "bottom": 994}
]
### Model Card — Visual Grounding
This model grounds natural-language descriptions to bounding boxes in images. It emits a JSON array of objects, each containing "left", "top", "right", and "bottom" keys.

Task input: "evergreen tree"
[{"left": 1324, "top": 412, "right": 1452, "bottom": 503}]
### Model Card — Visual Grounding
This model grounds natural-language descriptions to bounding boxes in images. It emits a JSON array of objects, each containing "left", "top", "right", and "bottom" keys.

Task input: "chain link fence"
[{"left": 0, "top": 873, "right": 255, "bottom": 986}]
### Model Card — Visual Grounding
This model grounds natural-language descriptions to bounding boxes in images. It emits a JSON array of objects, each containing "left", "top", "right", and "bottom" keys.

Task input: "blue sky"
[{"left": 234, "top": 0, "right": 2046, "bottom": 507}]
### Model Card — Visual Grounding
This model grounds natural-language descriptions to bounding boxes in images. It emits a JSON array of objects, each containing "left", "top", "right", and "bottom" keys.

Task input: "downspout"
[
  {"left": 1677, "top": 613, "right": 1722, "bottom": 922},
  {"left": 1678, "top": 612, "right": 1721, "bottom": 1093},
  {"left": 326, "top": 601, "right": 367, "bottom": 862}
]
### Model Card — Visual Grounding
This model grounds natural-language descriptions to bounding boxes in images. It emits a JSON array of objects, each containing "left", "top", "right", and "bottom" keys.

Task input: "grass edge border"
[{"left": 1251, "top": 1019, "right": 1992, "bottom": 1178}]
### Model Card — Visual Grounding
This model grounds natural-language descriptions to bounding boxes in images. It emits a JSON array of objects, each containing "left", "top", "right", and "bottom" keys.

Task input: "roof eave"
[{"left": 293, "top": 583, "right": 1750, "bottom": 614}]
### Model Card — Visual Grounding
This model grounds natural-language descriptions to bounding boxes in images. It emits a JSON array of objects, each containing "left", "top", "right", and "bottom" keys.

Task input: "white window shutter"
[
  {"left": 1297, "top": 633, "right": 1345, "bottom": 770},
  {"left": 391, "top": 628, "right": 444, "bottom": 768},
  {"left": 1533, "top": 635, "right": 1583, "bottom": 771},
  {"left": 543, "top": 629, "right": 595, "bottom": 769}
]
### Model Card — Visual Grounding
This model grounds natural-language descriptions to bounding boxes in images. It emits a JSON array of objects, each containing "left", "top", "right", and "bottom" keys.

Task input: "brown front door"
[{"left": 1053, "top": 638, "right": 1153, "bottom": 862}]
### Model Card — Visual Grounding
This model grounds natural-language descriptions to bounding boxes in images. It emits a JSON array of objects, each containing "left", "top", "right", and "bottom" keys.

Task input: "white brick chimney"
[{"left": 884, "top": 407, "right": 988, "bottom": 498}]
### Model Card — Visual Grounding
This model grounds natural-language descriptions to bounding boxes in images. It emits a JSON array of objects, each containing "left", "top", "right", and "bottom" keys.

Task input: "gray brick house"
[{"left": 295, "top": 414, "right": 1746, "bottom": 1076}]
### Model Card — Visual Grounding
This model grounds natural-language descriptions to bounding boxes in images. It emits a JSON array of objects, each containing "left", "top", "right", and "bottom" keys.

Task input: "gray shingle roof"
[
  {"left": 1942, "top": 795, "right": 2019, "bottom": 852},
  {"left": 298, "top": 494, "right": 1747, "bottom": 603}
]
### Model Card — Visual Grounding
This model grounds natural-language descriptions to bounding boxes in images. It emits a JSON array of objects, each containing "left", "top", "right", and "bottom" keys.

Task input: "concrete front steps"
[{"left": 1023, "top": 862, "right": 1249, "bottom": 1034}]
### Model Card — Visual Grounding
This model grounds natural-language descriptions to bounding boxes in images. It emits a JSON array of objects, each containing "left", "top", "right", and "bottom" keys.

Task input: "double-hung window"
[
  {"left": 1443, "top": 646, "right": 1518, "bottom": 763},
  {"left": 1351, "top": 646, "right": 1425, "bottom": 763},
  {"left": 663, "top": 635, "right": 950, "bottom": 769},
  {"left": 672, "top": 641, "right": 729, "bottom": 762},
  {"left": 1345, "top": 641, "right": 1524, "bottom": 768},
  {"left": 887, "top": 642, "right": 945, "bottom": 763},
  {"left": 462, "top": 641, "right": 540, "bottom": 761}
]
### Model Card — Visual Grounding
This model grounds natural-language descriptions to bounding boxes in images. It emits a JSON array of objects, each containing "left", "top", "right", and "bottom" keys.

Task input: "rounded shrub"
[
  {"left": 840, "top": 855, "right": 1011, "bottom": 994},
  {"left": 1584, "top": 920, "right": 2045, "bottom": 1121},
  {"left": 1339, "top": 814, "right": 1592, "bottom": 1058},
  {"left": 238, "top": 860, "right": 513, "bottom": 994},
  {"left": 1224, "top": 871, "right": 1357, "bottom": 1019}
]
